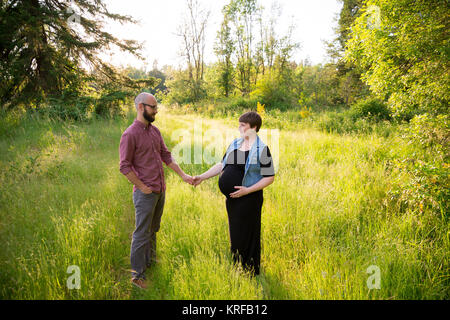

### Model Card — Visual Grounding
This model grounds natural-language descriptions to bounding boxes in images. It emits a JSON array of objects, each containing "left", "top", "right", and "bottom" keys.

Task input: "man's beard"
[{"left": 143, "top": 109, "right": 155, "bottom": 123}]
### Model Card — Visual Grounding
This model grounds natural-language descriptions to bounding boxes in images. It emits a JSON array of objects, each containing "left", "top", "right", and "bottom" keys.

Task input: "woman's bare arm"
[{"left": 194, "top": 162, "right": 222, "bottom": 186}]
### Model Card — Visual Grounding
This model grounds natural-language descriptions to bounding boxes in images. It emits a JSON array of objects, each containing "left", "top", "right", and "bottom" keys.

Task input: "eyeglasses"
[{"left": 142, "top": 103, "right": 158, "bottom": 109}]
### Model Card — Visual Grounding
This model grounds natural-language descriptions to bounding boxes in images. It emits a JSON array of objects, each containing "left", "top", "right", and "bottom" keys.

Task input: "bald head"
[{"left": 135, "top": 92, "right": 157, "bottom": 111}]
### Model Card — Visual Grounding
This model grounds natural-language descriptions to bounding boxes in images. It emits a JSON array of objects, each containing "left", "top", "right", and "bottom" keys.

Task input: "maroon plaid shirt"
[{"left": 119, "top": 119, "right": 173, "bottom": 193}]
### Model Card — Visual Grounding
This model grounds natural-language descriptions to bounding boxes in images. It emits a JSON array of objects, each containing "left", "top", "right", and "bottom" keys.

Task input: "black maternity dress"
[{"left": 218, "top": 146, "right": 275, "bottom": 276}]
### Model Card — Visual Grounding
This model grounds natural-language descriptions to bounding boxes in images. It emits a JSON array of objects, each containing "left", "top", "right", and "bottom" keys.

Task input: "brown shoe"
[{"left": 131, "top": 278, "right": 147, "bottom": 290}]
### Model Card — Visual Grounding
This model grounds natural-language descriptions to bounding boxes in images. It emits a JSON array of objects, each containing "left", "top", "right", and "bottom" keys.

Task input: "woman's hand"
[
  {"left": 193, "top": 175, "right": 204, "bottom": 187},
  {"left": 229, "top": 186, "right": 250, "bottom": 198},
  {"left": 231, "top": 177, "right": 274, "bottom": 197},
  {"left": 193, "top": 163, "right": 223, "bottom": 187}
]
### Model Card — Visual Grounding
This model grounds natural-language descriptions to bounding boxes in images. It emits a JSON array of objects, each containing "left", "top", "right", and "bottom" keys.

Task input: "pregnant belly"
[{"left": 218, "top": 166, "right": 244, "bottom": 197}]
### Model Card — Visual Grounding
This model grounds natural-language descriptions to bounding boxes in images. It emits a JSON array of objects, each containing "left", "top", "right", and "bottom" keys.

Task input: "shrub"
[
  {"left": 44, "top": 96, "right": 95, "bottom": 121},
  {"left": 94, "top": 90, "right": 131, "bottom": 118},
  {"left": 226, "top": 96, "right": 258, "bottom": 112},
  {"left": 387, "top": 113, "right": 449, "bottom": 218},
  {"left": 250, "top": 72, "right": 295, "bottom": 110},
  {"left": 0, "top": 107, "right": 26, "bottom": 138},
  {"left": 349, "top": 98, "right": 392, "bottom": 121}
]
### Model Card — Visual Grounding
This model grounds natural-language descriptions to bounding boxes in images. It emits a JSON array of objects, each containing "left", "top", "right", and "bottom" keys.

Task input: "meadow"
[{"left": 0, "top": 106, "right": 448, "bottom": 299}]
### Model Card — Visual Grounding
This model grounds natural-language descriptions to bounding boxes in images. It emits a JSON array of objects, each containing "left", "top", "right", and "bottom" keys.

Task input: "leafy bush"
[
  {"left": 163, "top": 70, "right": 207, "bottom": 105},
  {"left": 250, "top": 72, "right": 295, "bottom": 110},
  {"left": 0, "top": 107, "right": 26, "bottom": 138},
  {"left": 349, "top": 98, "right": 392, "bottom": 121},
  {"left": 387, "top": 113, "right": 449, "bottom": 218},
  {"left": 94, "top": 90, "right": 131, "bottom": 118},
  {"left": 316, "top": 110, "right": 373, "bottom": 134},
  {"left": 315, "top": 108, "right": 396, "bottom": 136},
  {"left": 32, "top": 89, "right": 133, "bottom": 121},
  {"left": 43, "top": 96, "right": 95, "bottom": 121},
  {"left": 226, "top": 96, "right": 258, "bottom": 111}
]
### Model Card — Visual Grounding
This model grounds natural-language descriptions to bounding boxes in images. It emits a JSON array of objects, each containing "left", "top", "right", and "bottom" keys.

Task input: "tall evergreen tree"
[{"left": 0, "top": 0, "right": 154, "bottom": 109}]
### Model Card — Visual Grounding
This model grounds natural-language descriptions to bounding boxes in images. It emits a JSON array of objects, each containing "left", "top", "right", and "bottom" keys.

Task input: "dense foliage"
[{"left": 0, "top": 0, "right": 157, "bottom": 118}]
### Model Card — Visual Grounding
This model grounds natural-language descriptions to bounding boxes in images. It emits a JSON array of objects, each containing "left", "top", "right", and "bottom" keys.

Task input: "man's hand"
[
  {"left": 182, "top": 174, "right": 194, "bottom": 185},
  {"left": 124, "top": 171, "right": 153, "bottom": 194},
  {"left": 193, "top": 175, "right": 204, "bottom": 187},
  {"left": 167, "top": 162, "right": 195, "bottom": 185},
  {"left": 229, "top": 186, "right": 250, "bottom": 198},
  {"left": 140, "top": 185, "right": 153, "bottom": 194}
]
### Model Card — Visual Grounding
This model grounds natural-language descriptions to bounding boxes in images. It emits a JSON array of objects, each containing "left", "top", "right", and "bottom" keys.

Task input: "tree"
[
  {"left": 273, "top": 22, "right": 300, "bottom": 84},
  {"left": 225, "top": 0, "right": 261, "bottom": 96},
  {"left": 126, "top": 66, "right": 167, "bottom": 100},
  {"left": 0, "top": 0, "right": 154, "bottom": 110},
  {"left": 346, "top": 0, "right": 449, "bottom": 219},
  {"left": 215, "top": 8, "right": 234, "bottom": 97},
  {"left": 324, "top": 0, "right": 369, "bottom": 106},
  {"left": 176, "top": 0, "right": 210, "bottom": 102},
  {"left": 260, "top": 3, "right": 280, "bottom": 73},
  {"left": 345, "top": 0, "right": 449, "bottom": 119}
]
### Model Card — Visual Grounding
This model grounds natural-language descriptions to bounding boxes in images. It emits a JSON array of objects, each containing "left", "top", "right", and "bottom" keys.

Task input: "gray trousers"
[{"left": 131, "top": 189, "right": 165, "bottom": 279}]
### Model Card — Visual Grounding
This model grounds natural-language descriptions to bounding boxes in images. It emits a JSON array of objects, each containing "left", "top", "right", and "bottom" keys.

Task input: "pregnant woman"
[{"left": 193, "top": 111, "right": 275, "bottom": 276}]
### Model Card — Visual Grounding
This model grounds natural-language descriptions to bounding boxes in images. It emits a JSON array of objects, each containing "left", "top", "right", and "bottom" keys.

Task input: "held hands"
[
  {"left": 182, "top": 173, "right": 194, "bottom": 185},
  {"left": 192, "top": 175, "right": 204, "bottom": 187},
  {"left": 140, "top": 174, "right": 195, "bottom": 192},
  {"left": 182, "top": 173, "right": 251, "bottom": 197},
  {"left": 180, "top": 173, "right": 208, "bottom": 187},
  {"left": 181, "top": 171, "right": 203, "bottom": 187}
]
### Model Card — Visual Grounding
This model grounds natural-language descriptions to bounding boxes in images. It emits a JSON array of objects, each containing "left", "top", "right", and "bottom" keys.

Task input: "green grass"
[
  {"left": 0, "top": 107, "right": 448, "bottom": 299},
  {"left": 167, "top": 102, "right": 399, "bottom": 138}
]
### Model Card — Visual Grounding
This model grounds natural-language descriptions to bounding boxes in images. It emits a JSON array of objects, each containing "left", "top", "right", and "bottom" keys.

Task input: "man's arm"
[
  {"left": 124, "top": 171, "right": 153, "bottom": 194},
  {"left": 167, "top": 161, "right": 194, "bottom": 185},
  {"left": 157, "top": 128, "right": 193, "bottom": 185}
]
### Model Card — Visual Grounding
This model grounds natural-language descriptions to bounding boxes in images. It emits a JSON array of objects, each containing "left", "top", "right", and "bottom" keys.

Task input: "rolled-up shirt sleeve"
[
  {"left": 119, "top": 132, "right": 135, "bottom": 175},
  {"left": 158, "top": 131, "right": 173, "bottom": 166}
]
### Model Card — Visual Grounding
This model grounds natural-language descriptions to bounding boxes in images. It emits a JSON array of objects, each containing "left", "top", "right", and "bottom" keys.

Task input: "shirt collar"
[{"left": 134, "top": 119, "right": 152, "bottom": 130}]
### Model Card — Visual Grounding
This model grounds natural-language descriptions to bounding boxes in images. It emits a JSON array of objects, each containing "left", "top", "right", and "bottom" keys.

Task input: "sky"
[{"left": 100, "top": 0, "right": 343, "bottom": 70}]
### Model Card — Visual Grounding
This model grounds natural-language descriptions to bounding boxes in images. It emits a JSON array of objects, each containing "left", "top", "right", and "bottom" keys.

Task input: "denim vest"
[{"left": 221, "top": 135, "right": 267, "bottom": 187}]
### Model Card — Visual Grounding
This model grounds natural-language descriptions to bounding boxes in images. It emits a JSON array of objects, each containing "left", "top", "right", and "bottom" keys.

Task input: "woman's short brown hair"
[{"left": 239, "top": 111, "right": 262, "bottom": 132}]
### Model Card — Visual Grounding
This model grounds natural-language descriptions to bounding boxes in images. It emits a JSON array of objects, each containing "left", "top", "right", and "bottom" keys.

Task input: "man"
[{"left": 119, "top": 92, "right": 194, "bottom": 289}]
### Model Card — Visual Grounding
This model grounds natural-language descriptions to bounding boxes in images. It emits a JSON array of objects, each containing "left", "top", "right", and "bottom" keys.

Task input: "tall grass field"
[{"left": 0, "top": 107, "right": 448, "bottom": 299}]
